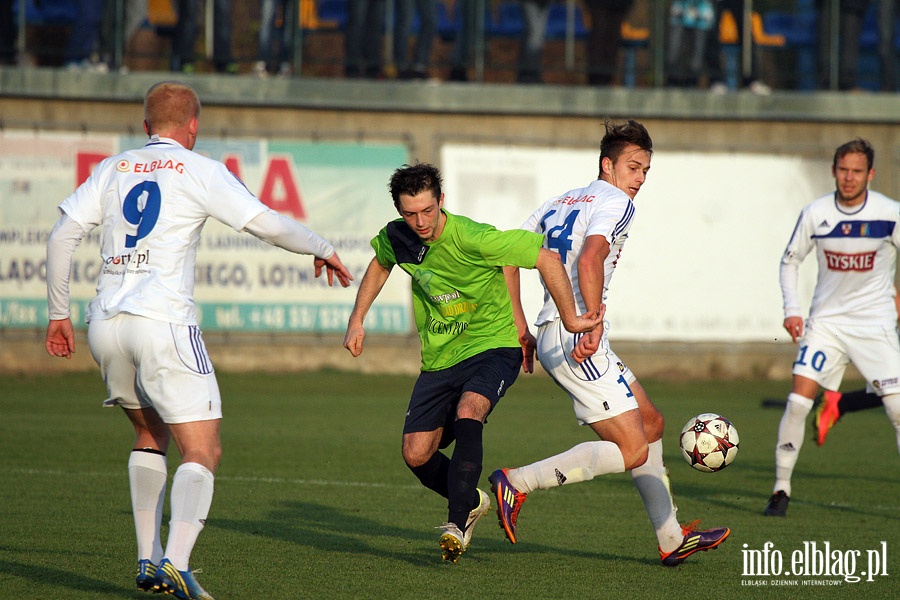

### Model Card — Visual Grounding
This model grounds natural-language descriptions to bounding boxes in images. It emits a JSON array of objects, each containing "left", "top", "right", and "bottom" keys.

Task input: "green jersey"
[{"left": 372, "top": 209, "right": 543, "bottom": 371}]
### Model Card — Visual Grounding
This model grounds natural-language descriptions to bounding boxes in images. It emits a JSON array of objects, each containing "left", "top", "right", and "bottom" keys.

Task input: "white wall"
[{"left": 442, "top": 144, "right": 834, "bottom": 342}]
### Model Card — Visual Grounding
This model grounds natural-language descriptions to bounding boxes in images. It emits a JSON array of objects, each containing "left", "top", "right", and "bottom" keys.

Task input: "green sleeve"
[
  {"left": 475, "top": 227, "right": 543, "bottom": 269},
  {"left": 370, "top": 226, "right": 397, "bottom": 269}
]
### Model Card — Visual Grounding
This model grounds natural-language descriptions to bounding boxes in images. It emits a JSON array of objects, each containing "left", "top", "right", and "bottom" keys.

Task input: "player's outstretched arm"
[
  {"left": 344, "top": 257, "right": 391, "bottom": 357},
  {"left": 314, "top": 252, "right": 353, "bottom": 287},
  {"left": 534, "top": 249, "right": 602, "bottom": 333},
  {"left": 244, "top": 210, "right": 352, "bottom": 287},
  {"left": 504, "top": 266, "right": 536, "bottom": 373},
  {"left": 46, "top": 318, "right": 75, "bottom": 359}
]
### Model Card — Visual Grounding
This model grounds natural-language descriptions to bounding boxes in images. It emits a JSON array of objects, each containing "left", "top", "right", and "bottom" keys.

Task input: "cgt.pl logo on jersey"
[
  {"left": 102, "top": 250, "right": 151, "bottom": 276},
  {"left": 741, "top": 541, "right": 888, "bottom": 586}
]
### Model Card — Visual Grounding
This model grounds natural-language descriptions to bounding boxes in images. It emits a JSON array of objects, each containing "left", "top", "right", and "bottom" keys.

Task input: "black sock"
[
  {"left": 408, "top": 451, "right": 450, "bottom": 498},
  {"left": 447, "top": 418, "right": 483, "bottom": 530},
  {"left": 838, "top": 390, "right": 884, "bottom": 415}
]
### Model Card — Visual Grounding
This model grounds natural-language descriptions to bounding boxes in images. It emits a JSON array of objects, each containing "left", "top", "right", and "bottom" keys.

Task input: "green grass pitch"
[{"left": 1, "top": 370, "right": 898, "bottom": 599}]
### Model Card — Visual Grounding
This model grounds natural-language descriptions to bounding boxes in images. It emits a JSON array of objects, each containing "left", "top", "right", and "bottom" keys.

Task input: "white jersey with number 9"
[{"left": 58, "top": 135, "right": 268, "bottom": 326}]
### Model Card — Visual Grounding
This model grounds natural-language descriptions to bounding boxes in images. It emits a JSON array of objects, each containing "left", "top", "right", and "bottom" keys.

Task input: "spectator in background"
[
  {"left": 97, "top": 0, "right": 148, "bottom": 72},
  {"left": 584, "top": 0, "right": 634, "bottom": 85},
  {"left": 123, "top": 1, "right": 150, "bottom": 52},
  {"left": 254, "top": 0, "right": 294, "bottom": 78},
  {"left": 665, "top": 0, "right": 715, "bottom": 87},
  {"left": 704, "top": 0, "right": 771, "bottom": 94},
  {"left": 817, "top": 0, "right": 869, "bottom": 90},
  {"left": 877, "top": 0, "right": 897, "bottom": 91},
  {"left": 517, "top": 0, "right": 551, "bottom": 83},
  {"left": 63, "top": 0, "right": 107, "bottom": 71},
  {"left": 0, "top": 0, "right": 16, "bottom": 65},
  {"left": 394, "top": 0, "right": 437, "bottom": 79},
  {"left": 345, "top": 0, "right": 386, "bottom": 78},
  {"left": 174, "top": 0, "right": 237, "bottom": 73},
  {"left": 449, "top": 0, "right": 477, "bottom": 81}
]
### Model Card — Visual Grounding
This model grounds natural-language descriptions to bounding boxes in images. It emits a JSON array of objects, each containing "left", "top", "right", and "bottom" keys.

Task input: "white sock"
[
  {"left": 164, "top": 462, "right": 214, "bottom": 571},
  {"left": 128, "top": 450, "right": 167, "bottom": 564},
  {"left": 773, "top": 393, "right": 814, "bottom": 497},
  {"left": 508, "top": 440, "right": 625, "bottom": 494},
  {"left": 881, "top": 394, "right": 900, "bottom": 453},
  {"left": 630, "top": 440, "right": 682, "bottom": 552}
]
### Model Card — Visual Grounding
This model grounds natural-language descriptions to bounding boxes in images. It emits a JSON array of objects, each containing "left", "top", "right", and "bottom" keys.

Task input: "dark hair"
[
  {"left": 833, "top": 138, "right": 875, "bottom": 171},
  {"left": 388, "top": 163, "right": 443, "bottom": 211},
  {"left": 598, "top": 120, "right": 653, "bottom": 178}
]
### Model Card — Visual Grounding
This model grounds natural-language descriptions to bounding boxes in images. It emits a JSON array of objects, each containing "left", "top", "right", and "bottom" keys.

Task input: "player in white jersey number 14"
[{"left": 492, "top": 120, "right": 731, "bottom": 567}]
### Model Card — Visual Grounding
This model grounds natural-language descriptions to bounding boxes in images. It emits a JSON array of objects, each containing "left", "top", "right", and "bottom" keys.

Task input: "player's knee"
[
  {"left": 787, "top": 393, "right": 815, "bottom": 418},
  {"left": 642, "top": 409, "right": 664, "bottom": 442},
  {"left": 193, "top": 443, "right": 222, "bottom": 472},
  {"left": 622, "top": 441, "right": 649, "bottom": 470},
  {"left": 456, "top": 395, "right": 491, "bottom": 422},
  {"left": 402, "top": 446, "right": 430, "bottom": 469}
]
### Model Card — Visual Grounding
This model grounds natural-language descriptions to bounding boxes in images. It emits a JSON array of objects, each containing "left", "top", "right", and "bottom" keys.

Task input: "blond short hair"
[{"left": 144, "top": 81, "right": 201, "bottom": 135}]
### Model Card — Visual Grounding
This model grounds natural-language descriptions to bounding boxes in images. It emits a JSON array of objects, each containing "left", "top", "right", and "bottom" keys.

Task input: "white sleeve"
[
  {"left": 780, "top": 212, "right": 811, "bottom": 319},
  {"left": 780, "top": 259, "right": 803, "bottom": 319},
  {"left": 521, "top": 199, "right": 553, "bottom": 232},
  {"left": 242, "top": 209, "right": 335, "bottom": 259},
  {"left": 46, "top": 212, "right": 87, "bottom": 320}
]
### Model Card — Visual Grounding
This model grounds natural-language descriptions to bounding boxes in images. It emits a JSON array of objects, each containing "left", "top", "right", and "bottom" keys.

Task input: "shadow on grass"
[
  {"left": 212, "top": 499, "right": 661, "bottom": 568},
  {"left": 214, "top": 499, "right": 441, "bottom": 567},
  {"left": 672, "top": 468, "right": 900, "bottom": 522},
  {"left": 0, "top": 558, "right": 134, "bottom": 596}
]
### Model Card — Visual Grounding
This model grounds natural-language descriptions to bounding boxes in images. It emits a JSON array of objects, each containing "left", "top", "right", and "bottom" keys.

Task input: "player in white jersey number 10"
[{"left": 765, "top": 138, "right": 900, "bottom": 518}]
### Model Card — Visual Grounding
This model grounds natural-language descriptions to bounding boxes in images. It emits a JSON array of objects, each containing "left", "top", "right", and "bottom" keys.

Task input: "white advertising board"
[
  {"left": 441, "top": 144, "right": 833, "bottom": 342},
  {"left": 0, "top": 131, "right": 411, "bottom": 334}
]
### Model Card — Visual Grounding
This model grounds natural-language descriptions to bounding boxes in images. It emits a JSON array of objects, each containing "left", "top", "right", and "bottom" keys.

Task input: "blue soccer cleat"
[
  {"left": 489, "top": 468, "right": 527, "bottom": 544},
  {"left": 135, "top": 559, "right": 157, "bottom": 592},
  {"left": 660, "top": 521, "right": 731, "bottom": 566},
  {"left": 153, "top": 558, "right": 216, "bottom": 600}
]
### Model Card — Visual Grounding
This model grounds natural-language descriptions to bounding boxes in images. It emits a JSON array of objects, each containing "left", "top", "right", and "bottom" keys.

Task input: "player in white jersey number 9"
[{"left": 45, "top": 81, "right": 352, "bottom": 598}]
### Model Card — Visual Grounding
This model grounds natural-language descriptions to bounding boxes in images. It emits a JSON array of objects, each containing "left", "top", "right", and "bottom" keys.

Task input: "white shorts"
[
  {"left": 87, "top": 313, "right": 222, "bottom": 424},
  {"left": 536, "top": 319, "right": 639, "bottom": 426},
  {"left": 793, "top": 319, "right": 900, "bottom": 395}
]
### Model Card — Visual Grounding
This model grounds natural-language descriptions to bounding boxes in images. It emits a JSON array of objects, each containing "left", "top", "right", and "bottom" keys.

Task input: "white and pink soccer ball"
[{"left": 679, "top": 413, "right": 740, "bottom": 473}]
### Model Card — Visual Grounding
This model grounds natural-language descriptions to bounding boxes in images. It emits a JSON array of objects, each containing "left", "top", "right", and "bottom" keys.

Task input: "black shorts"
[{"left": 403, "top": 347, "right": 522, "bottom": 441}]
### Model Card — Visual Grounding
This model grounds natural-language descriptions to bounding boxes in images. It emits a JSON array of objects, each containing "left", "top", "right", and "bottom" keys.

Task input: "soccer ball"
[{"left": 679, "top": 413, "right": 740, "bottom": 473}]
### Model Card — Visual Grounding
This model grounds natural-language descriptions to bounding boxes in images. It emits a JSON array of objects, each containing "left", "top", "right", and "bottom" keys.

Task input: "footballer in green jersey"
[
  {"left": 371, "top": 210, "right": 542, "bottom": 371},
  {"left": 344, "top": 163, "right": 600, "bottom": 564}
]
